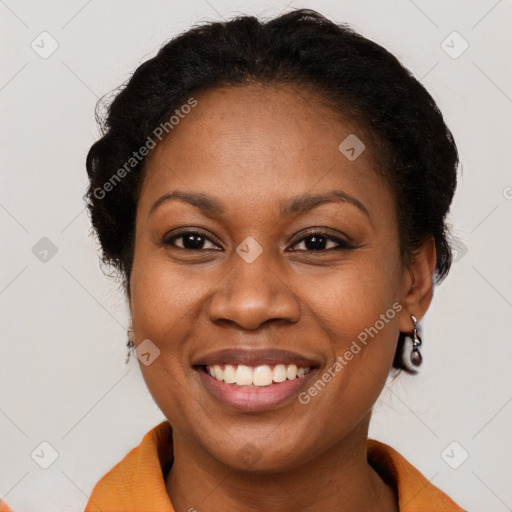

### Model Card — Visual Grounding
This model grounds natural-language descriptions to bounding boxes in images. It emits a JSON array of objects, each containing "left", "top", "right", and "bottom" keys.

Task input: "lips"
[
  {"left": 191, "top": 348, "right": 322, "bottom": 412},
  {"left": 191, "top": 347, "right": 321, "bottom": 368}
]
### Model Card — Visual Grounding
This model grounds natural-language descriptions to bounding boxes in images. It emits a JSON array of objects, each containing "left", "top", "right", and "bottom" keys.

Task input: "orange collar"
[{"left": 85, "top": 420, "right": 464, "bottom": 512}]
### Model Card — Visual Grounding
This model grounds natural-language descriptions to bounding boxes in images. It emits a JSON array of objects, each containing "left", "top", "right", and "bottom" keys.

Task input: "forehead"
[
  {"left": 139, "top": 83, "right": 390, "bottom": 219},
  {"left": 151, "top": 83, "right": 371, "bottom": 163}
]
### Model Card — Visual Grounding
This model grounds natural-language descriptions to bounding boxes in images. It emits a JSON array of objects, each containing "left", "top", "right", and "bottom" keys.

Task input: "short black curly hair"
[{"left": 85, "top": 8, "right": 459, "bottom": 374}]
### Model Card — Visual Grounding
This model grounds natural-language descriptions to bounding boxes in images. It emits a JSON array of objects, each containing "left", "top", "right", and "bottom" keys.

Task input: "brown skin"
[{"left": 127, "top": 83, "right": 436, "bottom": 512}]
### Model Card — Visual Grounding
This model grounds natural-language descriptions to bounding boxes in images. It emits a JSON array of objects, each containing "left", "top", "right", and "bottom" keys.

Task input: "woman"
[{"left": 83, "top": 8, "right": 464, "bottom": 511}]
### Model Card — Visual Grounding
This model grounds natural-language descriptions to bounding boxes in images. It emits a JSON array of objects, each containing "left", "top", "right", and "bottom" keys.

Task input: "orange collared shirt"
[
  {"left": 0, "top": 499, "right": 13, "bottom": 512},
  {"left": 85, "top": 421, "right": 465, "bottom": 512}
]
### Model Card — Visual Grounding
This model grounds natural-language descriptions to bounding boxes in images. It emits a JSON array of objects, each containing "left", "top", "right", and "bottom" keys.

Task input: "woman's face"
[{"left": 129, "top": 83, "right": 416, "bottom": 471}]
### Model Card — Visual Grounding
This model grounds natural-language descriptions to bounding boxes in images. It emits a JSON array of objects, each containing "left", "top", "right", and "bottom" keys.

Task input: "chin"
[{"left": 215, "top": 447, "right": 303, "bottom": 474}]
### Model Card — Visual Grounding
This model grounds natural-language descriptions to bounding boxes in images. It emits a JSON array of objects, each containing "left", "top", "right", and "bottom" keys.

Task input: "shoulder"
[
  {"left": 0, "top": 498, "right": 13, "bottom": 512},
  {"left": 85, "top": 421, "right": 174, "bottom": 511},
  {"left": 367, "top": 439, "right": 466, "bottom": 512}
]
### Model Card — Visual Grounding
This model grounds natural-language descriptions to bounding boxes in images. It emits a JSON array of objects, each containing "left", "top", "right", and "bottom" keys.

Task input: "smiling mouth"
[{"left": 199, "top": 363, "right": 314, "bottom": 387}]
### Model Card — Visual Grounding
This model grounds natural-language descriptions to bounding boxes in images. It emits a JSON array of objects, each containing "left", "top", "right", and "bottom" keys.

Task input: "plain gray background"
[{"left": 1, "top": 0, "right": 511, "bottom": 510}]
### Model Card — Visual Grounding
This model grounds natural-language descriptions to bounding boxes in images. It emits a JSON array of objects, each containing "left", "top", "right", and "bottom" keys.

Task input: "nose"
[{"left": 207, "top": 249, "right": 301, "bottom": 331}]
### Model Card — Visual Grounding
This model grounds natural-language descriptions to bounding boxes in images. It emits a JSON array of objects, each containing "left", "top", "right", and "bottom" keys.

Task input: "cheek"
[
  {"left": 129, "top": 265, "right": 196, "bottom": 423},
  {"left": 297, "top": 252, "right": 402, "bottom": 405},
  {"left": 295, "top": 301, "right": 400, "bottom": 443},
  {"left": 130, "top": 255, "right": 204, "bottom": 337},
  {"left": 129, "top": 257, "right": 187, "bottom": 365},
  {"left": 129, "top": 253, "right": 229, "bottom": 413},
  {"left": 304, "top": 250, "right": 402, "bottom": 339}
]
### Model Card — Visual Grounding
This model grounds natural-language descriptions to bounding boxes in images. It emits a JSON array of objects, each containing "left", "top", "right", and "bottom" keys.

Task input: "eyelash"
[{"left": 162, "top": 229, "right": 356, "bottom": 252}]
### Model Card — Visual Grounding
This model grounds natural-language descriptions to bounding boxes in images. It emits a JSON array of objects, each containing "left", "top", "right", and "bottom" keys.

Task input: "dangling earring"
[
  {"left": 125, "top": 328, "right": 135, "bottom": 365},
  {"left": 409, "top": 314, "right": 423, "bottom": 367}
]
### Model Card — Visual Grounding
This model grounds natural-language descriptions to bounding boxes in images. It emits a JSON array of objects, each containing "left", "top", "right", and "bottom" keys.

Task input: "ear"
[{"left": 398, "top": 236, "right": 437, "bottom": 333}]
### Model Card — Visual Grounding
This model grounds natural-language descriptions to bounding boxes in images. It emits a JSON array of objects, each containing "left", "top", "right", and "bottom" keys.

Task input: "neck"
[{"left": 165, "top": 414, "right": 398, "bottom": 512}]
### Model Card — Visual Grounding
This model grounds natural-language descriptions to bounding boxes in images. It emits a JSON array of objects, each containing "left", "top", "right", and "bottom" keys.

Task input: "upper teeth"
[{"left": 207, "top": 364, "right": 311, "bottom": 387}]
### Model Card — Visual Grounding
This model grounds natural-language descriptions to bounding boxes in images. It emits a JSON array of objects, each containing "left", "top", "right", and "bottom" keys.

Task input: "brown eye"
[
  {"left": 289, "top": 231, "right": 355, "bottom": 252},
  {"left": 163, "top": 231, "right": 220, "bottom": 250}
]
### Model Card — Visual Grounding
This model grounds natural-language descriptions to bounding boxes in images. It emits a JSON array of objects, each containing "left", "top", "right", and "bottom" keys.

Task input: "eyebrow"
[{"left": 149, "top": 189, "right": 371, "bottom": 221}]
